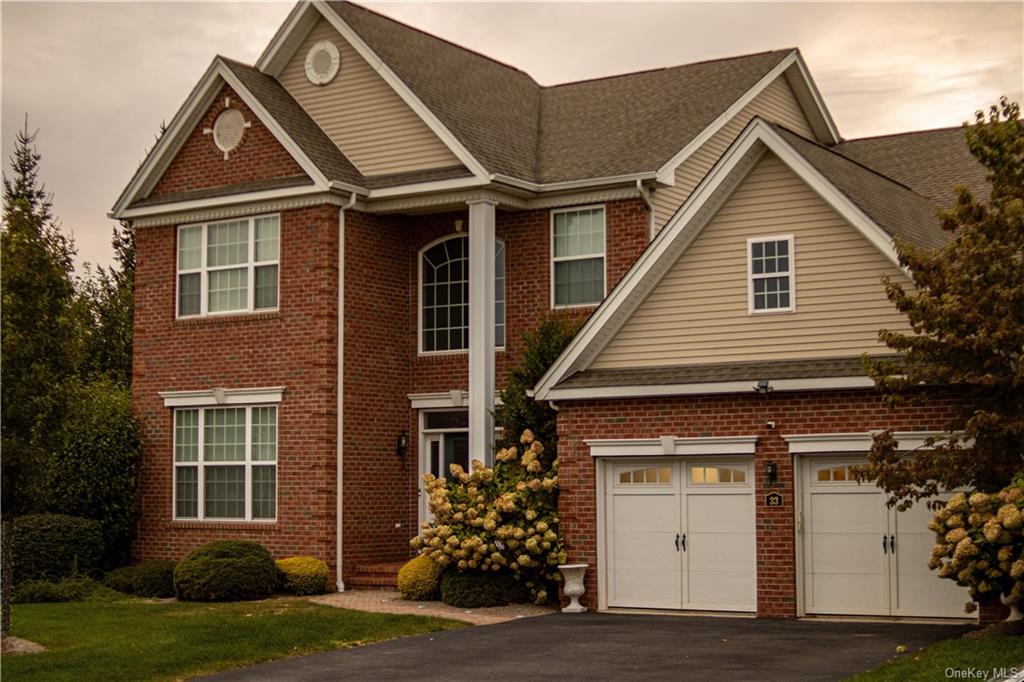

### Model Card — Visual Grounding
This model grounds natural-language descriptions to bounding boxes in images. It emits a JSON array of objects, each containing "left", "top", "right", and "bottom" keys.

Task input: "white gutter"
[{"left": 336, "top": 191, "right": 357, "bottom": 591}]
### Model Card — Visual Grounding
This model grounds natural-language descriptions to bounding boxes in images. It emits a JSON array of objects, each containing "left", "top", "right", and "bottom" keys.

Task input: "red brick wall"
[
  {"left": 555, "top": 389, "right": 959, "bottom": 617},
  {"left": 151, "top": 83, "right": 306, "bottom": 197},
  {"left": 132, "top": 205, "right": 339, "bottom": 572}
]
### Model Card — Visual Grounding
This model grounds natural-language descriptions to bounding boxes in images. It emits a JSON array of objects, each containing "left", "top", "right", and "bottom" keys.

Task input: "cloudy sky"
[{"left": 2, "top": 1, "right": 1021, "bottom": 269}]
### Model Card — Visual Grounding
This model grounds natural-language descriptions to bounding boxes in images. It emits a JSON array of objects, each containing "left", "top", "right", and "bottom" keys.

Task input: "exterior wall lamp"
[
  {"left": 765, "top": 460, "right": 778, "bottom": 484},
  {"left": 396, "top": 431, "right": 409, "bottom": 458}
]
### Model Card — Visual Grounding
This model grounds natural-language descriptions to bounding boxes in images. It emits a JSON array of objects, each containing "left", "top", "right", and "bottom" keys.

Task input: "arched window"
[{"left": 420, "top": 235, "right": 505, "bottom": 353}]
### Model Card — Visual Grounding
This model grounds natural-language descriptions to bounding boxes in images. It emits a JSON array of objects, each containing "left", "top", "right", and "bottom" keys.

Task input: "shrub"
[
  {"left": 440, "top": 570, "right": 529, "bottom": 608},
  {"left": 103, "top": 560, "right": 176, "bottom": 598},
  {"left": 45, "top": 377, "right": 141, "bottom": 566},
  {"left": 12, "top": 577, "right": 119, "bottom": 603},
  {"left": 930, "top": 476, "right": 1024, "bottom": 611},
  {"left": 397, "top": 554, "right": 443, "bottom": 601},
  {"left": 275, "top": 556, "right": 331, "bottom": 596},
  {"left": 174, "top": 540, "right": 278, "bottom": 602},
  {"left": 13, "top": 514, "right": 104, "bottom": 584},
  {"left": 412, "top": 430, "right": 564, "bottom": 604}
]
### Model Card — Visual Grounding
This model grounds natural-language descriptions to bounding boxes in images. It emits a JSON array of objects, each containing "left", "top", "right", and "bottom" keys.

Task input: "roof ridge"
[
  {"left": 842, "top": 125, "right": 966, "bottom": 144},
  {"left": 541, "top": 48, "right": 795, "bottom": 89},
  {"left": 330, "top": 1, "right": 539, "bottom": 85},
  {"left": 770, "top": 122, "right": 933, "bottom": 202}
]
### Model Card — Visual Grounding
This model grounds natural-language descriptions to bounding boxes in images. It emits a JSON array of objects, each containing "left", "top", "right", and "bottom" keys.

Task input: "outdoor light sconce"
[
  {"left": 396, "top": 431, "right": 409, "bottom": 458},
  {"left": 753, "top": 379, "right": 773, "bottom": 395},
  {"left": 765, "top": 461, "right": 778, "bottom": 484}
]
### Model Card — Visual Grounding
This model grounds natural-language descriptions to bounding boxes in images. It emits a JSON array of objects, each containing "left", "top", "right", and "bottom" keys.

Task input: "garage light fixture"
[{"left": 753, "top": 379, "right": 773, "bottom": 395}]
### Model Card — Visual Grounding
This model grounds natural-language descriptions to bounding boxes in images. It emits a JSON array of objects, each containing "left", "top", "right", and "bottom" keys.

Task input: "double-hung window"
[
  {"left": 747, "top": 235, "right": 795, "bottom": 313},
  {"left": 419, "top": 235, "right": 506, "bottom": 353},
  {"left": 177, "top": 214, "right": 279, "bottom": 317},
  {"left": 173, "top": 405, "right": 277, "bottom": 521},
  {"left": 552, "top": 206, "right": 605, "bottom": 307}
]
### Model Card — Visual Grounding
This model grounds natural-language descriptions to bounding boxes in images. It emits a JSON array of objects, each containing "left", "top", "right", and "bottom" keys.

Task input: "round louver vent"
[
  {"left": 305, "top": 40, "right": 340, "bottom": 85},
  {"left": 212, "top": 108, "right": 246, "bottom": 153}
]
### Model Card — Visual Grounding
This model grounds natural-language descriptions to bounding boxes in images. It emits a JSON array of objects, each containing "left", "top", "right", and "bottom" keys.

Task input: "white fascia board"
[
  {"left": 586, "top": 435, "right": 757, "bottom": 458},
  {"left": 654, "top": 52, "right": 797, "bottom": 185},
  {"left": 256, "top": 2, "right": 316, "bottom": 73},
  {"left": 491, "top": 172, "right": 658, "bottom": 193},
  {"left": 755, "top": 123, "right": 902, "bottom": 269},
  {"left": 110, "top": 59, "right": 223, "bottom": 217},
  {"left": 117, "top": 185, "right": 326, "bottom": 220},
  {"left": 533, "top": 120, "right": 769, "bottom": 400},
  {"left": 311, "top": 1, "right": 490, "bottom": 182},
  {"left": 783, "top": 431, "right": 944, "bottom": 454},
  {"left": 789, "top": 51, "right": 841, "bottom": 144},
  {"left": 367, "top": 176, "right": 489, "bottom": 199},
  {"left": 542, "top": 375, "right": 876, "bottom": 401},
  {"left": 160, "top": 386, "right": 285, "bottom": 407}
]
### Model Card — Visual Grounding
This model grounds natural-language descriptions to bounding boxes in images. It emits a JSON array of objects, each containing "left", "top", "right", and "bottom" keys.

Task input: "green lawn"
[
  {"left": 847, "top": 634, "right": 1024, "bottom": 682},
  {"left": 3, "top": 597, "right": 466, "bottom": 682}
]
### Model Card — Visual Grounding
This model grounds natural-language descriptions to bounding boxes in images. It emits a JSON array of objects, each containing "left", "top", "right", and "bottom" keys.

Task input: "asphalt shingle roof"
[{"left": 836, "top": 127, "right": 988, "bottom": 204}]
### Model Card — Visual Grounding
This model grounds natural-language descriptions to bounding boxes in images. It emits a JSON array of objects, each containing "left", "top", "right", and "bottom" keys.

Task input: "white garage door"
[
  {"left": 606, "top": 459, "right": 755, "bottom": 612},
  {"left": 802, "top": 458, "right": 970, "bottom": 618}
]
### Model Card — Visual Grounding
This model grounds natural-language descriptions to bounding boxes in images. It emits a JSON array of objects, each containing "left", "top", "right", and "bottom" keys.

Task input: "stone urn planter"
[
  {"left": 558, "top": 563, "right": 589, "bottom": 613},
  {"left": 1001, "top": 593, "right": 1023, "bottom": 622}
]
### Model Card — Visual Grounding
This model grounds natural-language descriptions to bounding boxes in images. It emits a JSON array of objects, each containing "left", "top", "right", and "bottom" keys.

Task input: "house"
[{"left": 113, "top": 1, "right": 991, "bottom": 619}]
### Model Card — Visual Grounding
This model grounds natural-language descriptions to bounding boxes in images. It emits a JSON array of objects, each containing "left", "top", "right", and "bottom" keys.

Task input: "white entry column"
[{"left": 467, "top": 199, "right": 497, "bottom": 464}]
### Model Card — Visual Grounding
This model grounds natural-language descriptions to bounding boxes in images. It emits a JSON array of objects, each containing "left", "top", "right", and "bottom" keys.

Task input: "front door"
[
  {"left": 418, "top": 430, "right": 469, "bottom": 526},
  {"left": 606, "top": 459, "right": 756, "bottom": 612}
]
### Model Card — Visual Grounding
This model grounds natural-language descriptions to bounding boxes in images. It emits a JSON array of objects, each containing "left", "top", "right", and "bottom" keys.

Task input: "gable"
[
  {"left": 150, "top": 83, "right": 309, "bottom": 198},
  {"left": 651, "top": 75, "right": 815, "bottom": 233},
  {"left": 278, "top": 16, "right": 461, "bottom": 176},
  {"left": 591, "top": 152, "right": 913, "bottom": 370}
]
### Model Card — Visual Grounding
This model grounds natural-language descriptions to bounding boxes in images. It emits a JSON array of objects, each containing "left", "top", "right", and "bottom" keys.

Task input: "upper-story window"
[
  {"left": 177, "top": 214, "right": 280, "bottom": 318},
  {"left": 552, "top": 205, "right": 605, "bottom": 308},
  {"left": 419, "top": 235, "right": 505, "bottom": 353},
  {"left": 173, "top": 405, "right": 277, "bottom": 521},
  {"left": 747, "top": 234, "right": 795, "bottom": 313}
]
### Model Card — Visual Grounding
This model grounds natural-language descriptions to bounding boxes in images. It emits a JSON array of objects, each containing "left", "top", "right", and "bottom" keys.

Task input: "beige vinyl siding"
[
  {"left": 651, "top": 76, "right": 815, "bottom": 233},
  {"left": 591, "top": 153, "right": 912, "bottom": 369},
  {"left": 279, "top": 18, "right": 460, "bottom": 175}
]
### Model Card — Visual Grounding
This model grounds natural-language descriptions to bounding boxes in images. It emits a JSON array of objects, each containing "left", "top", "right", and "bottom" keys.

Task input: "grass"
[
  {"left": 847, "top": 634, "right": 1024, "bottom": 682},
  {"left": 3, "top": 597, "right": 466, "bottom": 682}
]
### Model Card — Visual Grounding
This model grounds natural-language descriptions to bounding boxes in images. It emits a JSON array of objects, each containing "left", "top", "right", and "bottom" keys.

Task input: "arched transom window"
[{"left": 420, "top": 235, "right": 505, "bottom": 353}]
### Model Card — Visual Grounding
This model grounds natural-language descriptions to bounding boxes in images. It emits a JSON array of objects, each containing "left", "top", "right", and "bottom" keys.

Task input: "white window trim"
[
  {"left": 176, "top": 213, "right": 280, "bottom": 319},
  {"left": 160, "top": 386, "right": 285, "bottom": 407},
  {"left": 172, "top": 404, "right": 278, "bottom": 523},
  {"left": 550, "top": 204, "right": 607, "bottom": 310},
  {"left": 416, "top": 233, "right": 506, "bottom": 356},
  {"left": 746, "top": 234, "right": 796, "bottom": 315}
]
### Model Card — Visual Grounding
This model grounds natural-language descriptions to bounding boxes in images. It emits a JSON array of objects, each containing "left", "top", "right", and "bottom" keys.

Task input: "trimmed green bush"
[
  {"left": 13, "top": 514, "right": 104, "bottom": 584},
  {"left": 103, "top": 560, "right": 176, "bottom": 598},
  {"left": 174, "top": 540, "right": 278, "bottom": 602},
  {"left": 439, "top": 570, "right": 529, "bottom": 608},
  {"left": 275, "top": 556, "right": 331, "bottom": 596},
  {"left": 397, "top": 554, "right": 443, "bottom": 601},
  {"left": 12, "top": 577, "right": 119, "bottom": 603}
]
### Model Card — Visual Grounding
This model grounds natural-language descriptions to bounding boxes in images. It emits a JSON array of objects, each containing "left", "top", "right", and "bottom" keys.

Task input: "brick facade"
[{"left": 555, "top": 389, "right": 960, "bottom": 618}]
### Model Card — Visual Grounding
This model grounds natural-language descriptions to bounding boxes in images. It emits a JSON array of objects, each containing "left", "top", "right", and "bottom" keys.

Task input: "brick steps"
[{"left": 348, "top": 561, "right": 405, "bottom": 590}]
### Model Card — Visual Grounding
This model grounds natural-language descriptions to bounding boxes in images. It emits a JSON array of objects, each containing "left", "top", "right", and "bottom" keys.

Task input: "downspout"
[
  {"left": 636, "top": 179, "right": 655, "bottom": 240},
  {"left": 336, "top": 192, "right": 357, "bottom": 592}
]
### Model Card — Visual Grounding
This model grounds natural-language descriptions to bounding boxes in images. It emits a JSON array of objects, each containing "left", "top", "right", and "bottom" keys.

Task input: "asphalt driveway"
[{"left": 205, "top": 612, "right": 972, "bottom": 682}]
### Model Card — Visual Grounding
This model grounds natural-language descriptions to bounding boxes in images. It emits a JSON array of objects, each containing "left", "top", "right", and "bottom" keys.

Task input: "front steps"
[{"left": 348, "top": 561, "right": 405, "bottom": 590}]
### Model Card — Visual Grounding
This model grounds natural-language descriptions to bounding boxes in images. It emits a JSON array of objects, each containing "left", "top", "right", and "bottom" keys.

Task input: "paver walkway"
[{"left": 310, "top": 589, "right": 554, "bottom": 625}]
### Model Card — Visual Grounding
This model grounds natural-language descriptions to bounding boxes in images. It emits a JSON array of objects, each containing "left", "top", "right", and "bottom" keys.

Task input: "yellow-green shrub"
[
  {"left": 410, "top": 429, "right": 565, "bottom": 604},
  {"left": 929, "top": 476, "right": 1024, "bottom": 612},
  {"left": 275, "top": 556, "right": 331, "bottom": 596},
  {"left": 397, "top": 554, "right": 443, "bottom": 601}
]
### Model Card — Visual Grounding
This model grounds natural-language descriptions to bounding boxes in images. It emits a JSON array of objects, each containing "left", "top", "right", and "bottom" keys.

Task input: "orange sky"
[{"left": 2, "top": 1, "right": 1021, "bottom": 269}]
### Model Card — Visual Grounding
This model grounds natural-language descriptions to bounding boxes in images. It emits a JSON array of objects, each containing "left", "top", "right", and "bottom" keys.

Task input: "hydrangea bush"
[
  {"left": 929, "top": 475, "right": 1024, "bottom": 612},
  {"left": 410, "top": 430, "right": 566, "bottom": 604}
]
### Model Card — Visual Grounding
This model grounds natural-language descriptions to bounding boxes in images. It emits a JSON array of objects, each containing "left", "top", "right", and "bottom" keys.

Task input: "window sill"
[
  {"left": 168, "top": 520, "right": 278, "bottom": 531},
  {"left": 174, "top": 311, "right": 280, "bottom": 327}
]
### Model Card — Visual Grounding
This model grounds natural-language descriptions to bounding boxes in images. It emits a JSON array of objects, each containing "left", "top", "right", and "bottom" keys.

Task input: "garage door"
[
  {"left": 606, "top": 459, "right": 755, "bottom": 612},
  {"left": 801, "top": 457, "right": 970, "bottom": 618}
]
